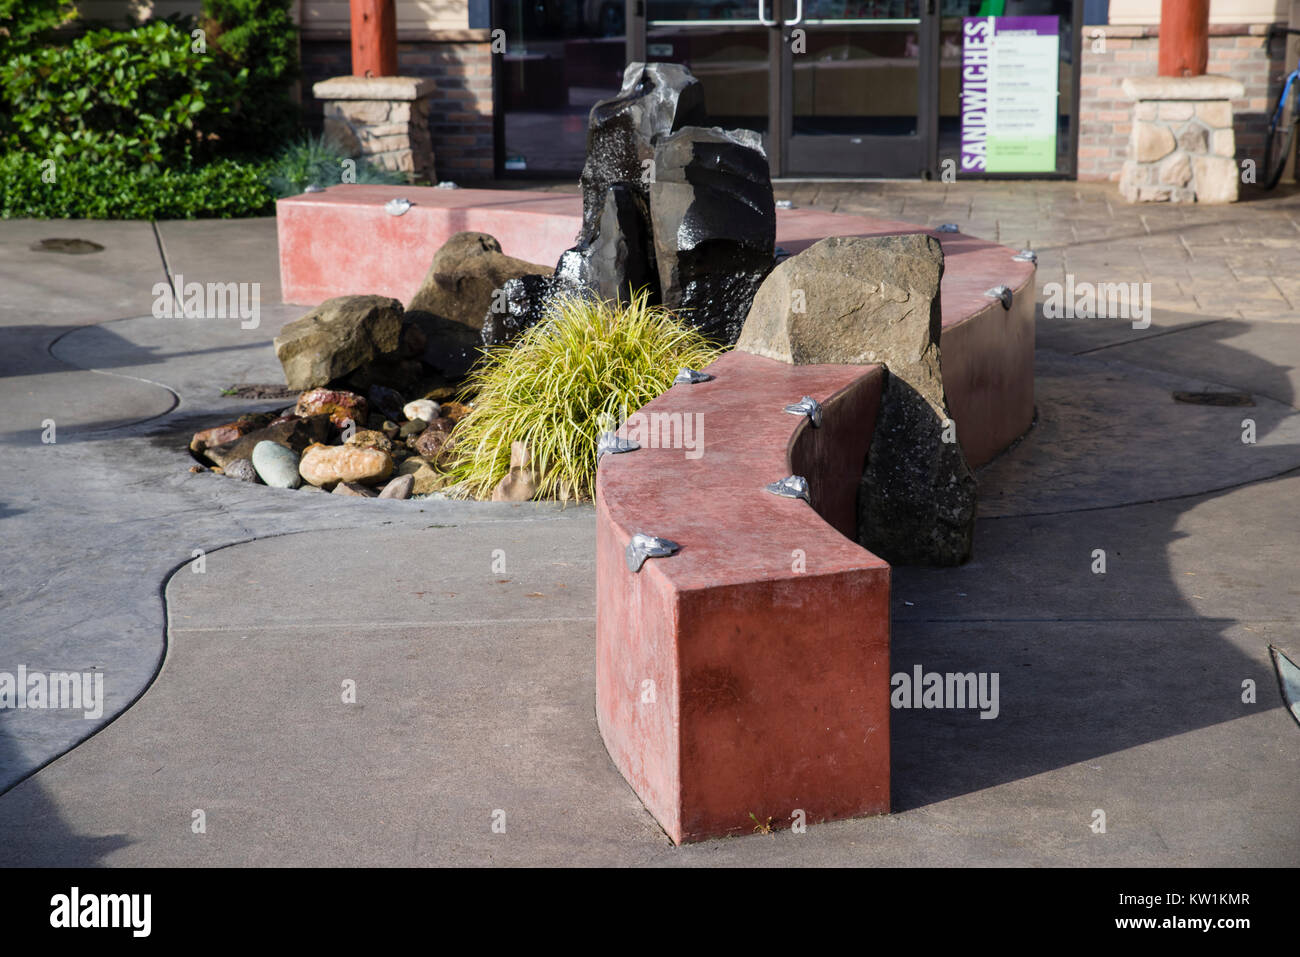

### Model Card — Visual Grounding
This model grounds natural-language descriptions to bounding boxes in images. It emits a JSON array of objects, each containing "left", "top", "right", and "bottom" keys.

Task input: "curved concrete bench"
[
  {"left": 277, "top": 186, "right": 1038, "bottom": 842},
  {"left": 596, "top": 353, "right": 891, "bottom": 844}
]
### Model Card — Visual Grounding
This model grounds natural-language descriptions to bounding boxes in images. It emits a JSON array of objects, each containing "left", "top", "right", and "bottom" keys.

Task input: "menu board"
[{"left": 960, "top": 16, "right": 1060, "bottom": 174}]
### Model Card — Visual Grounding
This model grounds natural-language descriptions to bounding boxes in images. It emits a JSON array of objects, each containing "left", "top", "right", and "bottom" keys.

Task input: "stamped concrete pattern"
[{"left": 1, "top": 180, "right": 1298, "bottom": 866}]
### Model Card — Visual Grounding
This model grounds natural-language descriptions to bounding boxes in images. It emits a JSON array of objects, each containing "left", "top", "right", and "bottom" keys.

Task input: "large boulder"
[
  {"left": 554, "top": 183, "right": 658, "bottom": 305},
  {"left": 407, "top": 231, "right": 550, "bottom": 334},
  {"left": 735, "top": 234, "right": 975, "bottom": 566},
  {"left": 650, "top": 126, "right": 776, "bottom": 343},
  {"left": 577, "top": 62, "right": 705, "bottom": 244},
  {"left": 480, "top": 273, "right": 583, "bottom": 348},
  {"left": 273, "top": 295, "right": 403, "bottom": 391}
]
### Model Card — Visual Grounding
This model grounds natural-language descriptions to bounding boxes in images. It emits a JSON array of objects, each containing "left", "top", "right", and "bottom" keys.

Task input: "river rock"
[
  {"left": 224, "top": 458, "right": 260, "bottom": 483},
  {"left": 413, "top": 418, "right": 455, "bottom": 460},
  {"left": 299, "top": 444, "right": 394, "bottom": 489},
  {"left": 344, "top": 429, "right": 395, "bottom": 454},
  {"left": 736, "top": 234, "right": 975, "bottom": 566},
  {"left": 250, "top": 440, "right": 302, "bottom": 488},
  {"left": 649, "top": 125, "right": 775, "bottom": 343},
  {"left": 403, "top": 399, "right": 438, "bottom": 423},
  {"left": 439, "top": 401, "right": 472, "bottom": 423},
  {"left": 378, "top": 474, "right": 414, "bottom": 499},
  {"left": 397, "top": 455, "right": 447, "bottom": 495},
  {"left": 202, "top": 415, "right": 331, "bottom": 469},
  {"left": 367, "top": 385, "right": 405, "bottom": 422},
  {"left": 295, "top": 388, "right": 368, "bottom": 429},
  {"left": 189, "top": 412, "right": 274, "bottom": 454},
  {"left": 273, "top": 295, "right": 403, "bottom": 391},
  {"left": 332, "top": 481, "right": 378, "bottom": 497}
]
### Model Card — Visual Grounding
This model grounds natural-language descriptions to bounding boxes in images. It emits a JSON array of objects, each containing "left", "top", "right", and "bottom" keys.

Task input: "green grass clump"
[
  {"left": 264, "top": 132, "right": 405, "bottom": 198},
  {"left": 443, "top": 290, "right": 725, "bottom": 503}
]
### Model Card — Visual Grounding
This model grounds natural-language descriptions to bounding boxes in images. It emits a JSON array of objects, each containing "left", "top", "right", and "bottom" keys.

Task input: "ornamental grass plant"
[{"left": 442, "top": 289, "right": 725, "bottom": 503}]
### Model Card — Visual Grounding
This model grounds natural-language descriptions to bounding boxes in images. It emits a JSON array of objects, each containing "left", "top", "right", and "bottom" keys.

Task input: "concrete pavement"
[{"left": 0, "top": 180, "right": 1298, "bottom": 865}]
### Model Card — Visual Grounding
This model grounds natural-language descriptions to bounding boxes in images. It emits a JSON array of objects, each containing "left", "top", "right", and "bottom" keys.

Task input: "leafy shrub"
[
  {"left": 264, "top": 133, "right": 405, "bottom": 198},
  {"left": 0, "top": 20, "right": 243, "bottom": 171},
  {"left": 0, "top": 0, "right": 77, "bottom": 62},
  {"left": 442, "top": 291, "right": 725, "bottom": 502},
  {"left": 200, "top": 0, "right": 299, "bottom": 151},
  {"left": 0, "top": 151, "right": 274, "bottom": 219}
]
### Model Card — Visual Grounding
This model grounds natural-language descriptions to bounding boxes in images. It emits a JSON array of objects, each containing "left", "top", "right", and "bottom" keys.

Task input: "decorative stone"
[
  {"left": 403, "top": 399, "right": 438, "bottom": 422},
  {"left": 413, "top": 418, "right": 455, "bottom": 460},
  {"left": 1158, "top": 101, "right": 1194, "bottom": 122},
  {"left": 274, "top": 295, "right": 403, "bottom": 391},
  {"left": 439, "top": 401, "right": 472, "bottom": 423},
  {"left": 344, "top": 429, "right": 395, "bottom": 454},
  {"left": 1197, "top": 100, "right": 1232, "bottom": 128},
  {"left": 481, "top": 273, "right": 574, "bottom": 347},
  {"left": 1177, "top": 124, "right": 1208, "bottom": 154},
  {"left": 299, "top": 444, "right": 394, "bottom": 488},
  {"left": 1134, "top": 122, "right": 1175, "bottom": 163},
  {"left": 736, "top": 234, "right": 975, "bottom": 566},
  {"left": 1212, "top": 128, "right": 1235, "bottom": 158},
  {"left": 378, "top": 474, "right": 414, "bottom": 499},
  {"left": 554, "top": 182, "right": 658, "bottom": 305},
  {"left": 1159, "top": 153, "right": 1192, "bottom": 188},
  {"left": 224, "top": 459, "right": 260, "bottom": 483},
  {"left": 649, "top": 125, "right": 776, "bottom": 344},
  {"left": 399, "top": 418, "right": 427, "bottom": 438},
  {"left": 294, "top": 388, "right": 368, "bottom": 429},
  {"left": 332, "top": 481, "right": 378, "bottom": 497},
  {"left": 189, "top": 413, "right": 273, "bottom": 454},
  {"left": 366, "top": 385, "right": 405, "bottom": 422},
  {"left": 576, "top": 61, "right": 706, "bottom": 244},
  {"left": 202, "top": 415, "right": 332, "bottom": 469},
  {"left": 1192, "top": 154, "right": 1240, "bottom": 204},
  {"left": 397, "top": 455, "right": 447, "bottom": 495},
  {"left": 250, "top": 440, "right": 302, "bottom": 488},
  {"left": 407, "top": 231, "right": 551, "bottom": 334}
]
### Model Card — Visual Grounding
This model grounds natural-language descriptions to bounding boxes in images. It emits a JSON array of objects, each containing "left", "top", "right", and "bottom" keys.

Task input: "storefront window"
[{"left": 494, "top": 1, "right": 627, "bottom": 174}]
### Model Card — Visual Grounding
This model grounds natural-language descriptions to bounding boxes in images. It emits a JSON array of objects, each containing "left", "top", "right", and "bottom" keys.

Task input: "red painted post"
[
  {"left": 1157, "top": 0, "right": 1209, "bottom": 77},
  {"left": 350, "top": 0, "right": 398, "bottom": 77}
]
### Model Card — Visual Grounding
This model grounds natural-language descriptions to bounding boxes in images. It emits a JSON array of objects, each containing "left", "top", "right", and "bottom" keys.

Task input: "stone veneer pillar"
[
  {"left": 1119, "top": 75, "right": 1244, "bottom": 204},
  {"left": 313, "top": 76, "right": 437, "bottom": 181}
]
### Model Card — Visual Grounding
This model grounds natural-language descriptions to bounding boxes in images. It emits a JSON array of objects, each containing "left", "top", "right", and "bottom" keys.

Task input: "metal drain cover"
[{"left": 1172, "top": 391, "right": 1254, "bottom": 407}]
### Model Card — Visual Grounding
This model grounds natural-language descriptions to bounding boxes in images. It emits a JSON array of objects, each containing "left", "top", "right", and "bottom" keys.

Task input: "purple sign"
[{"left": 961, "top": 16, "right": 1060, "bottom": 174}]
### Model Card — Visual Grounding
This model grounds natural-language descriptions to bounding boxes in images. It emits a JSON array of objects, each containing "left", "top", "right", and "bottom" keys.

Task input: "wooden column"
[
  {"left": 350, "top": 0, "right": 398, "bottom": 77},
  {"left": 1157, "top": 0, "right": 1209, "bottom": 77}
]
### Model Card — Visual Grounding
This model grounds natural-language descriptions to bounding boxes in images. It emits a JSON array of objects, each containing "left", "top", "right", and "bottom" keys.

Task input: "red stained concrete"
[{"left": 596, "top": 353, "right": 891, "bottom": 843}]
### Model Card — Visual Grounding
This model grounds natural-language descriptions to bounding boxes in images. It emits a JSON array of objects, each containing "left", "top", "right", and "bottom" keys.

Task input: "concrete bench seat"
[
  {"left": 596, "top": 353, "right": 890, "bottom": 843},
  {"left": 275, "top": 185, "right": 1037, "bottom": 842}
]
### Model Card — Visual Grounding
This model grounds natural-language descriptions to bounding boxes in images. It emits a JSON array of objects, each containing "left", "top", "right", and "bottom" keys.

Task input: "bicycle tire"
[{"left": 1263, "top": 77, "right": 1299, "bottom": 189}]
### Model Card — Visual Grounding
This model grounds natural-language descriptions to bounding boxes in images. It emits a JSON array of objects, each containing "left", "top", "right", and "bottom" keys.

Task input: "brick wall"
[
  {"left": 302, "top": 39, "right": 494, "bottom": 182},
  {"left": 1078, "top": 24, "right": 1284, "bottom": 181}
]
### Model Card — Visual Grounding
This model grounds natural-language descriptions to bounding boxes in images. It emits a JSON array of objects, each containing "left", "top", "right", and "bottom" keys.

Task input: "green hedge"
[{"left": 0, "top": 152, "right": 275, "bottom": 219}]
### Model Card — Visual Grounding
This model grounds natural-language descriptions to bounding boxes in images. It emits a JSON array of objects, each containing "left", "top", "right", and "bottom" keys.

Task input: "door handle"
[
  {"left": 788, "top": 0, "right": 803, "bottom": 25},
  {"left": 757, "top": 0, "right": 775, "bottom": 26}
]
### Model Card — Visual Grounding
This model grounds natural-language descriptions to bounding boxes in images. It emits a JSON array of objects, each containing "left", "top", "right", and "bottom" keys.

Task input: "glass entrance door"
[
  {"left": 781, "top": 0, "right": 937, "bottom": 176},
  {"left": 635, "top": 0, "right": 937, "bottom": 177}
]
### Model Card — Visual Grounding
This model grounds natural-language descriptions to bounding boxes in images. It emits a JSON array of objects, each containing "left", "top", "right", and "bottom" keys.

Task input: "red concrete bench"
[{"left": 276, "top": 186, "right": 1037, "bottom": 841}]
